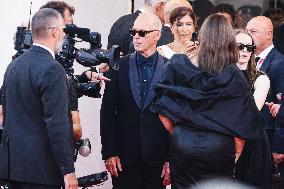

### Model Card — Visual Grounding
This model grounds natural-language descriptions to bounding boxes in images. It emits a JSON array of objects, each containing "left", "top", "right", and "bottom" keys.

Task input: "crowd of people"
[
  {"left": 1, "top": 0, "right": 284, "bottom": 189},
  {"left": 103, "top": 0, "right": 284, "bottom": 189}
]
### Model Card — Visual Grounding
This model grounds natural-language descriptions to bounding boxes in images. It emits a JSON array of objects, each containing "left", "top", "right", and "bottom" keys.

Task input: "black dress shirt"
[{"left": 136, "top": 52, "right": 158, "bottom": 106}]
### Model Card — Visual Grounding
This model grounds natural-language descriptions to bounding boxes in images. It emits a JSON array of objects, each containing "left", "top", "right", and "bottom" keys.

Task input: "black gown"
[
  {"left": 235, "top": 70, "right": 273, "bottom": 189},
  {"left": 151, "top": 54, "right": 263, "bottom": 189}
]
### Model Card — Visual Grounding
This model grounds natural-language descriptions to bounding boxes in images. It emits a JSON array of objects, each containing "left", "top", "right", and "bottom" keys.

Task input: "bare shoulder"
[
  {"left": 254, "top": 74, "right": 270, "bottom": 89},
  {"left": 157, "top": 47, "right": 165, "bottom": 57}
]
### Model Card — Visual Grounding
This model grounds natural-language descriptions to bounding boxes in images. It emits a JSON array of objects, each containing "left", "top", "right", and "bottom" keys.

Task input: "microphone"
[
  {"left": 64, "top": 24, "right": 90, "bottom": 36},
  {"left": 78, "top": 138, "right": 91, "bottom": 157}
]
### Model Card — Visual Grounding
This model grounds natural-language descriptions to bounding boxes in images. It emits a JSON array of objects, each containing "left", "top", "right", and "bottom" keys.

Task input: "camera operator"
[
  {"left": 40, "top": 1, "right": 110, "bottom": 140},
  {"left": 40, "top": 1, "right": 110, "bottom": 76},
  {"left": 0, "top": 8, "right": 77, "bottom": 189}
]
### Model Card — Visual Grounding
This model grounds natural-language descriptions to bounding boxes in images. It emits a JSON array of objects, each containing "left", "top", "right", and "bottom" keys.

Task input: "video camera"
[
  {"left": 13, "top": 26, "right": 32, "bottom": 59},
  {"left": 13, "top": 24, "right": 120, "bottom": 98},
  {"left": 57, "top": 24, "right": 120, "bottom": 98}
]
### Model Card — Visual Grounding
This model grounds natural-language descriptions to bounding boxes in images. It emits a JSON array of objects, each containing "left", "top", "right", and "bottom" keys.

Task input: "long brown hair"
[
  {"left": 234, "top": 29, "right": 257, "bottom": 87},
  {"left": 197, "top": 13, "right": 239, "bottom": 75}
]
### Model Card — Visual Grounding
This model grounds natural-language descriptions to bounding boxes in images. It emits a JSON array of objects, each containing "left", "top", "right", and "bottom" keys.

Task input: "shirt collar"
[
  {"left": 137, "top": 51, "right": 157, "bottom": 66},
  {"left": 33, "top": 43, "right": 55, "bottom": 59},
  {"left": 164, "top": 24, "right": 171, "bottom": 28},
  {"left": 256, "top": 44, "right": 274, "bottom": 60}
]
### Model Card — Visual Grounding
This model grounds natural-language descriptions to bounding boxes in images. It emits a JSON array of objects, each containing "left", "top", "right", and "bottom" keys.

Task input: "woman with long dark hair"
[
  {"left": 234, "top": 29, "right": 272, "bottom": 189},
  {"left": 152, "top": 14, "right": 263, "bottom": 189}
]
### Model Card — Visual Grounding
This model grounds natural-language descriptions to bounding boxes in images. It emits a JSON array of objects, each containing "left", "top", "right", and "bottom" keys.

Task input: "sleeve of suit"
[
  {"left": 40, "top": 63, "right": 75, "bottom": 175},
  {"left": 100, "top": 68, "right": 118, "bottom": 160},
  {"left": 277, "top": 98, "right": 284, "bottom": 125},
  {"left": 270, "top": 59, "right": 284, "bottom": 153}
]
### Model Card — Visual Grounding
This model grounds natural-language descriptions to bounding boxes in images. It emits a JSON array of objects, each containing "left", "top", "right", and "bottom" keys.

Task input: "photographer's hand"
[
  {"left": 99, "top": 63, "right": 109, "bottom": 73},
  {"left": 71, "top": 111, "right": 82, "bottom": 140},
  {"left": 85, "top": 71, "right": 110, "bottom": 82},
  {"left": 64, "top": 172, "right": 78, "bottom": 189},
  {"left": 105, "top": 156, "right": 122, "bottom": 177}
]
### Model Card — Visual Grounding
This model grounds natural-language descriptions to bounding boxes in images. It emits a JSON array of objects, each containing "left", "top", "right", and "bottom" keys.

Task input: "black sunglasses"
[
  {"left": 237, "top": 43, "right": 256, "bottom": 52},
  {"left": 129, "top": 29, "right": 158, "bottom": 37}
]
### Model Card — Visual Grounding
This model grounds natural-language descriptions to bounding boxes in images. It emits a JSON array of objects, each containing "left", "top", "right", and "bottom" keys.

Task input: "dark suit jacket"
[
  {"left": 274, "top": 24, "right": 284, "bottom": 55},
  {"left": 158, "top": 25, "right": 174, "bottom": 47},
  {"left": 107, "top": 10, "right": 141, "bottom": 55},
  {"left": 0, "top": 46, "right": 74, "bottom": 186},
  {"left": 100, "top": 52, "right": 169, "bottom": 167},
  {"left": 260, "top": 47, "right": 284, "bottom": 152}
]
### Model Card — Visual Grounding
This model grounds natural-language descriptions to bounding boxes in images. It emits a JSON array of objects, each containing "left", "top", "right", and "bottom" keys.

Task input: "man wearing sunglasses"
[
  {"left": 0, "top": 8, "right": 77, "bottom": 189},
  {"left": 246, "top": 16, "right": 284, "bottom": 181},
  {"left": 101, "top": 13, "right": 170, "bottom": 189},
  {"left": 107, "top": 0, "right": 171, "bottom": 56}
]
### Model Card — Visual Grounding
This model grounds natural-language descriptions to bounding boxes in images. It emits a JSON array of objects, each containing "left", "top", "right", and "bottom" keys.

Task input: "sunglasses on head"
[
  {"left": 237, "top": 43, "right": 256, "bottom": 52},
  {"left": 129, "top": 29, "right": 158, "bottom": 37}
]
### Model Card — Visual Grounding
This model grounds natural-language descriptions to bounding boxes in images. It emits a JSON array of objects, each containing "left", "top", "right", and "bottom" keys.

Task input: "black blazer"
[
  {"left": 259, "top": 47, "right": 284, "bottom": 152},
  {"left": 0, "top": 46, "right": 74, "bottom": 186},
  {"left": 274, "top": 24, "right": 284, "bottom": 55},
  {"left": 158, "top": 25, "right": 174, "bottom": 47},
  {"left": 100, "top": 52, "right": 169, "bottom": 167}
]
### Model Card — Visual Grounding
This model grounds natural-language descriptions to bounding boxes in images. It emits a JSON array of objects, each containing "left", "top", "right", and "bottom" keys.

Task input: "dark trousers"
[
  {"left": 265, "top": 129, "right": 284, "bottom": 181},
  {"left": 111, "top": 160, "right": 165, "bottom": 189},
  {"left": 8, "top": 181, "right": 61, "bottom": 189}
]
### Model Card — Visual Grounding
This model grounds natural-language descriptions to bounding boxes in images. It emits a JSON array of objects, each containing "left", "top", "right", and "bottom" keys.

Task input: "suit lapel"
[
  {"left": 260, "top": 48, "right": 276, "bottom": 73},
  {"left": 129, "top": 52, "right": 142, "bottom": 109},
  {"left": 142, "top": 54, "right": 165, "bottom": 110}
]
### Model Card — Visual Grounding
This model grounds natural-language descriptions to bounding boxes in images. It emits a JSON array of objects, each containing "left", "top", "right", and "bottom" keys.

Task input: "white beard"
[{"left": 55, "top": 38, "right": 64, "bottom": 54}]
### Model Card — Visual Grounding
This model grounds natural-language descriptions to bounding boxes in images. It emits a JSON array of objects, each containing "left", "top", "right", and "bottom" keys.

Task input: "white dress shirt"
[{"left": 33, "top": 43, "right": 55, "bottom": 59}]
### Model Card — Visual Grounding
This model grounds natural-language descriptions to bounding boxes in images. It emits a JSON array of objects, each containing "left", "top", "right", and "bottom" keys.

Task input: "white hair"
[
  {"left": 144, "top": 0, "right": 169, "bottom": 6},
  {"left": 135, "top": 13, "right": 162, "bottom": 31}
]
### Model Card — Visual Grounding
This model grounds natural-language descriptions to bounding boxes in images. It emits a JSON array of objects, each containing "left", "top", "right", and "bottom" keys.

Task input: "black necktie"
[{"left": 255, "top": 57, "right": 260, "bottom": 64}]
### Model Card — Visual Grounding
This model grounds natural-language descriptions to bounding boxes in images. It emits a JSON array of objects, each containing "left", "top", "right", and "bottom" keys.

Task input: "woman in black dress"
[
  {"left": 234, "top": 29, "right": 272, "bottom": 189},
  {"left": 152, "top": 14, "right": 263, "bottom": 189}
]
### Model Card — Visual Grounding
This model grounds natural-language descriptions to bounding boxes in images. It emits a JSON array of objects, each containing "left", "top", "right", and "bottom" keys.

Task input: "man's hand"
[
  {"left": 99, "top": 63, "right": 110, "bottom": 73},
  {"left": 266, "top": 102, "right": 281, "bottom": 117},
  {"left": 273, "top": 153, "right": 284, "bottom": 164},
  {"left": 161, "top": 162, "right": 171, "bottom": 186},
  {"left": 64, "top": 172, "right": 78, "bottom": 189},
  {"left": 105, "top": 156, "right": 122, "bottom": 177}
]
